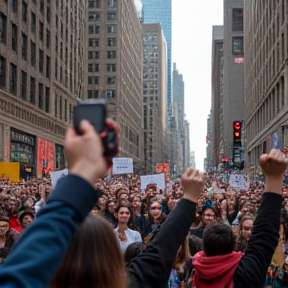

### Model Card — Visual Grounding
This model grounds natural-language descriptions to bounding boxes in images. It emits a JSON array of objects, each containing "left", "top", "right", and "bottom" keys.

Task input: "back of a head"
[
  {"left": 124, "top": 242, "right": 146, "bottom": 267},
  {"left": 203, "top": 223, "right": 235, "bottom": 257},
  {"left": 51, "top": 215, "right": 126, "bottom": 288}
]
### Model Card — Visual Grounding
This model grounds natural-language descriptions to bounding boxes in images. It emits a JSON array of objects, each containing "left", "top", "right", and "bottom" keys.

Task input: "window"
[
  {"left": 22, "top": 1, "right": 27, "bottom": 22},
  {"left": 10, "top": 63, "right": 17, "bottom": 95},
  {"left": 30, "top": 77, "right": 36, "bottom": 104},
  {"left": 107, "top": 25, "right": 116, "bottom": 33},
  {"left": 39, "top": 49, "right": 44, "bottom": 73},
  {"left": 31, "top": 41, "right": 36, "bottom": 66},
  {"left": 89, "top": 25, "right": 100, "bottom": 34},
  {"left": 11, "top": 23, "right": 17, "bottom": 52},
  {"left": 88, "top": 38, "right": 99, "bottom": 47},
  {"left": 21, "top": 70, "right": 27, "bottom": 100},
  {"left": 87, "top": 90, "right": 99, "bottom": 99},
  {"left": 0, "top": 56, "right": 6, "bottom": 88},
  {"left": 64, "top": 99, "right": 68, "bottom": 122},
  {"left": 232, "top": 37, "right": 244, "bottom": 54},
  {"left": 47, "top": 7, "right": 51, "bottom": 23},
  {"left": 89, "top": 13, "right": 100, "bottom": 21},
  {"left": 45, "top": 87, "right": 50, "bottom": 113},
  {"left": 107, "top": 64, "right": 116, "bottom": 72},
  {"left": 107, "top": 13, "right": 116, "bottom": 20},
  {"left": 21, "top": 33, "right": 27, "bottom": 60},
  {"left": 55, "top": 94, "right": 58, "bottom": 117},
  {"left": 232, "top": 9, "right": 243, "bottom": 31},
  {"left": 89, "top": 0, "right": 101, "bottom": 8},
  {"left": 31, "top": 12, "right": 36, "bottom": 33},
  {"left": 88, "top": 64, "right": 99, "bottom": 72},
  {"left": 38, "top": 83, "right": 44, "bottom": 109},
  {"left": 105, "top": 90, "right": 116, "bottom": 98},
  {"left": 46, "top": 56, "right": 50, "bottom": 78},
  {"left": 46, "top": 29, "right": 50, "bottom": 48},
  {"left": 12, "top": 0, "right": 17, "bottom": 12},
  {"left": 59, "top": 96, "right": 62, "bottom": 120},
  {"left": 108, "top": 0, "right": 117, "bottom": 7},
  {"left": 88, "top": 76, "right": 99, "bottom": 85},
  {"left": 39, "top": 21, "right": 44, "bottom": 41},
  {"left": 88, "top": 51, "right": 100, "bottom": 59},
  {"left": 39, "top": 0, "right": 44, "bottom": 14},
  {"left": 107, "top": 51, "right": 116, "bottom": 59},
  {"left": 107, "top": 77, "right": 116, "bottom": 84},
  {"left": 108, "top": 38, "right": 116, "bottom": 46},
  {"left": 0, "top": 13, "right": 7, "bottom": 44}
]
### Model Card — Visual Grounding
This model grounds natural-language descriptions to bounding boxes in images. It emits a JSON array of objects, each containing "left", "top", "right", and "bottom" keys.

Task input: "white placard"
[
  {"left": 229, "top": 174, "right": 250, "bottom": 191},
  {"left": 50, "top": 169, "right": 69, "bottom": 188},
  {"left": 140, "top": 173, "right": 165, "bottom": 190},
  {"left": 112, "top": 158, "right": 133, "bottom": 175}
]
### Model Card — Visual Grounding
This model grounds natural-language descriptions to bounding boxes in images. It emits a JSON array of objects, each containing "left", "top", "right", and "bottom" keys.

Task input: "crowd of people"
[{"left": 0, "top": 120, "right": 287, "bottom": 287}]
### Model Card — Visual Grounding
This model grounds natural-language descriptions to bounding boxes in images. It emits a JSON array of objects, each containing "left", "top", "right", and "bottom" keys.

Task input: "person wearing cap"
[{"left": 18, "top": 210, "right": 35, "bottom": 230}]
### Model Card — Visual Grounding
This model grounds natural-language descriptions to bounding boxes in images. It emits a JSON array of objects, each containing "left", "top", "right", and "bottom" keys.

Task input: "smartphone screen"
[{"left": 73, "top": 100, "right": 106, "bottom": 134}]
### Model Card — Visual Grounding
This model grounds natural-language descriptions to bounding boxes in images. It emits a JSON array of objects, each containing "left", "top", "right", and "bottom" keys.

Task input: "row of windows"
[
  {"left": 88, "top": 38, "right": 116, "bottom": 47},
  {"left": 87, "top": 89, "right": 116, "bottom": 99},
  {"left": 88, "top": 76, "right": 116, "bottom": 85},
  {"left": 0, "top": 56, "right": 50, "bottom": 113},
  {"left": 54, "top": 94, "right": 73, "bottom": 123},
  {"left": 89, "top": 0, "right": 117, "bottom": 8},
  {"left": 89, "top": 13, "right": 116, "bottom": 21},
  {"left": 9, "top": 0, "right": 49, "bottom": 19},
  {"left": 89, "top": 24, "right": 116, "bottom": 34},
  {"left": 88, "top": 63, "right": 116, "bottom": 72},
  {"left": 248, "top": 77, "right": 285, "bottom": 140}
]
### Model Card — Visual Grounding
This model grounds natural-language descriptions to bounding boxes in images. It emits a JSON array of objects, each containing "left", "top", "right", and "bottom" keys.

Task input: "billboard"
[
  {"left": 0, "top": 162, "right": 20, "bottom": 182},
  {"left": 156, "top": 163, "right": 170, "bottom": 183},
  {"left": 37, "top": 138, "right": 55, "bottom": 178}
]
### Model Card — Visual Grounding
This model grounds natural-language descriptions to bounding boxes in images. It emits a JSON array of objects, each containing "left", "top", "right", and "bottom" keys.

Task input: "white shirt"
[{"left": 114, "top": 227, "right": 142, "bottom": 253}]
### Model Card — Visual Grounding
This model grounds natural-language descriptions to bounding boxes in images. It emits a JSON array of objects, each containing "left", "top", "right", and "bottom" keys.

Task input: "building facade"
[
  {"left": 184, "top": 119, "right": 190, "bottom": 169},
  {"left": 87, "top": 0, "right": 144, "bottom": 168},
  {"left": 0, "top": 0, "right": 87, "bottom": 178},
  {"left": 172, "top": 63, "right": 185, "bottom": 171},
  {"left": 210, "top": 26, "right": 224, "bottom": 168},
  {"left": 142, "top": 23, "right": 168, "bottom": 174},
  {"left": 244, "top": 0, "right": 288, "bottom": 166},
  {"left": 221, "top": 0, "right": 245, "bottom": 164},
  {"left": 141, "top": 0, "right": 172, "bottom": 116}
]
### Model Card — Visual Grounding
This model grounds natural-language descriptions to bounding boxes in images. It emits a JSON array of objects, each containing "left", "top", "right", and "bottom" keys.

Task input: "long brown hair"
[{"left": 51, "top": 215, "right": 126, "bottom": 288}]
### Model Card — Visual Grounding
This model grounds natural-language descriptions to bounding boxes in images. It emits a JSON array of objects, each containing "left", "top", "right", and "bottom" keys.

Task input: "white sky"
[{"left": 172, "top": 0, "right": 223, "bottom": 171}]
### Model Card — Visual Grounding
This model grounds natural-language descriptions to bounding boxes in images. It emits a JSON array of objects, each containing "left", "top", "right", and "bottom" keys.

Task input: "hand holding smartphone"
[{"left": 73, "top": 99, "right": 119, "bottom": 160}]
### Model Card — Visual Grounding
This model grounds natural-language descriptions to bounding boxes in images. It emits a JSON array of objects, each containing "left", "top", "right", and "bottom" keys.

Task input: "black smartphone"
[
  {"left": 73, "top": 99, "right": 118, "bottom": 158},
  {"left": 73, "top": 99, "right": 106, "bottom": 135}
]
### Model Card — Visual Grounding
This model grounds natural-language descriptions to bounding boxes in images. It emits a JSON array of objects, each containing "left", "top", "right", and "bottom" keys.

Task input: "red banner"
[
  {"left": 37, "top": 138, "right": 55, "bottom": 178},
  {"left": 156, "top": 163, "right": 170, "bottom": 183}
]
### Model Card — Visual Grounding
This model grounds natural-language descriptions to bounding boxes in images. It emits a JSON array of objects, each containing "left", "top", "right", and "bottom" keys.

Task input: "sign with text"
[
  {"left": 229, "top": 174, "right": 250, "bottom": 191},
  {"left": 140, "top": 173, "right": 165, "bottom": 191},
  {"left": 112, "top": 158, "right": 133, "bottom": 175},
  {"left": 50, "top": 169, "right": 68, "bottom": 189}
]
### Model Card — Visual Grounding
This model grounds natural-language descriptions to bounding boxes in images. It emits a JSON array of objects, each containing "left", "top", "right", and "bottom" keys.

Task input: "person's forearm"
[
  {"left": 128, "top": 198, "right": 196, "bottom": 288},
  {"left": 234, "top": 193, "right": 282, "bottom": 287},
  {"left": 0, "top": 175, "right": 101, "bottom": 288}
]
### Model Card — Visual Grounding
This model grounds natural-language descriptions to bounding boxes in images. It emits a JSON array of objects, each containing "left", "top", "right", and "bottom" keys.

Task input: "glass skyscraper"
[{"left": 141, "top": 0, "right": 172, "bottom": 116}]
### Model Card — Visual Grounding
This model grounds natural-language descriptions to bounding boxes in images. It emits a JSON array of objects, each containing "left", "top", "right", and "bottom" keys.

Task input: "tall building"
[
  {"left": 184, "top": 119, "right": 190, "bottom": 169},
  {"left": 210, "top": 26, "right": 224, "bottom": 168},
  {"left": 0, "top": 0, "right": 86, "bottom": 178},
  {"left": 190, "top": 151, "right": 196, "bottom": 169},
  {"left": 87, "top": 0, "right": 144, "bottom": 167},
  {"left": 142, "top": 23, "right": 167, "bottom": 174},
  {"left": 141, "top": 0, "right": 172, "bottom": 116},
  {"left": 221, "top": 0, "right": 244, "bottom": 165},
  {"left": 244, "top": 1, "right": 288, "bottom": 166},
  {"left": 172, "top": 63, "right": 185, "bottom": 171}
]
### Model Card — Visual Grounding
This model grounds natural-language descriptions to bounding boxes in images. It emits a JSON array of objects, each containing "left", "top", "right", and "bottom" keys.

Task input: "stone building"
[{"left": 0, "top": 0, "right": 87, "bottom": 178}]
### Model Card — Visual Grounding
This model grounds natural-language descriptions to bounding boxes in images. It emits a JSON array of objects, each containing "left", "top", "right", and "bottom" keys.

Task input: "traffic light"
[{"left": 233, "top": 121, "right": 242, "bottom": 147}]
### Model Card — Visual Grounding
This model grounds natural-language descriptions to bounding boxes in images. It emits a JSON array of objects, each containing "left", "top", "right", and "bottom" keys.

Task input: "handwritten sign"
[
  {"left": 50, "top": 169, "right": 68, "bottom": 189},
  {"left": 140, "top": 173, "right": 165, "bottom": 191},
  {"left": 229, "top": 174, "right": 250, "bottom": 191},
  {"left": 112, "top": 158, "right": 133, "bottom": 175}
]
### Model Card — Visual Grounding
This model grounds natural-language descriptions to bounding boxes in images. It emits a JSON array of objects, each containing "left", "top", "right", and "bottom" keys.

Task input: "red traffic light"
[{"left": 233, "top": 121, "right": 241, "bottom": 130}]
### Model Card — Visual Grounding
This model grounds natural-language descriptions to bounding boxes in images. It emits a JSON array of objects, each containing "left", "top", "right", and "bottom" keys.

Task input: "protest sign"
[
  {"left": 140, "top": 173, "right": 165, "bottom": 190},
  {"left": 112, "top": 158, "right": 133, "bottom": 175},
  {"left": 50, "top": 168, "right": 68, "bottom": 188},
  {"left": 229, "top": 174, "right": 250, "bottom": 191}
]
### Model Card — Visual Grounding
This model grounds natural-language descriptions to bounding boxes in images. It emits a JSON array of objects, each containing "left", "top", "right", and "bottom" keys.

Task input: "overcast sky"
[{"left": 172, "top": 0, "right": 223, "bottom": 171}]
